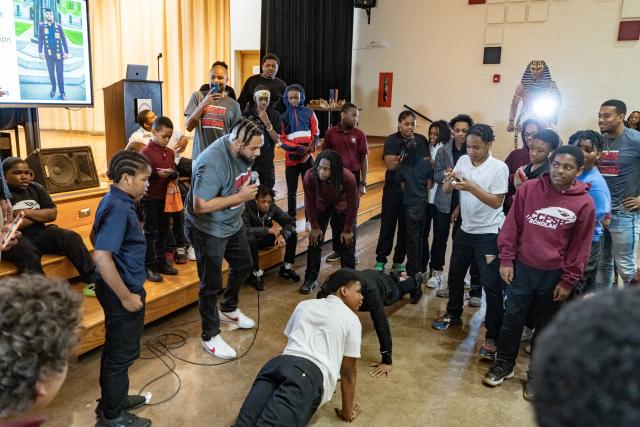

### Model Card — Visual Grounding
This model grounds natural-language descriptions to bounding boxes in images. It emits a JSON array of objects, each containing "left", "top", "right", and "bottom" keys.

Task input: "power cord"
[{"left": 136, "top": 288, "right": 261, "bottom": 406}]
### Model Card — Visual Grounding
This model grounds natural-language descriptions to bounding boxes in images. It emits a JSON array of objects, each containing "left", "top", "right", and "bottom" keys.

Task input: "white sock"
[
  {"left": 253, "top": 269, "right": 264, "bottom": 277},
  {"left": 284, "top": 263, "right": 293, "bottom": 270}
]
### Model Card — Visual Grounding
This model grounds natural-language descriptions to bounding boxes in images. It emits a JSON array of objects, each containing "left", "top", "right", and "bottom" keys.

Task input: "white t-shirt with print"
[{"left": 453, "top": 154, "right": 508, "bottom": 234}]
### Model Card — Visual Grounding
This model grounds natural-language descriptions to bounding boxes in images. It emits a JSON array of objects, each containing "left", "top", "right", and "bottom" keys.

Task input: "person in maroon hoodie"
[
  {"left": 299, "top": 150, "right": 358, "bottom": 294},
  {"left": 139, "top": 116, "right": 180, "bottom": 282},
  {"left": 503, "top": 118, "right": 545, "bottom": 213},
  {"left": 483, "top": 145, "right": 595, "bottom": 401}
]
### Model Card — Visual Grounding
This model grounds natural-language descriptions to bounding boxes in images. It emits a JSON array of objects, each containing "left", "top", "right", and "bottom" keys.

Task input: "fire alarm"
[{"left": 493, "top": 74, "right": 501, "bottom": 83}]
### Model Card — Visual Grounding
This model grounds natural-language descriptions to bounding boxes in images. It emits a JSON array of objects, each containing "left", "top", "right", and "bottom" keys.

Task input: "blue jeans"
[{"left": 595, "top": 211, "right": 640, "bottom": 288}]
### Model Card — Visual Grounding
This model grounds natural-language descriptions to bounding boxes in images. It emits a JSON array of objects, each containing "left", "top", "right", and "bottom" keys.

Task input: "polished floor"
[{"left": 39, "top": 218, "right": 536, "bottom": 427}]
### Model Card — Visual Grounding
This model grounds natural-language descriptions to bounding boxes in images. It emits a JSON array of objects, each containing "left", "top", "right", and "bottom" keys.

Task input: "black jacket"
[{"left": 242, "top": 200, "right": 296, "bottom": 240}]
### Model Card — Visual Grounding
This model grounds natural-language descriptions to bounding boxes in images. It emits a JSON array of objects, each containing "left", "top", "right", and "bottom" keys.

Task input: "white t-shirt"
[
  {"left": 129, "top": 126, "right": 186, "bottom": 164},
  {"left": 453, "top": 154, "right": 508, "bottom": 234},
  {"left": 428, "top": 143, "right": 444, "bottom": 204},
  {"left": 283, "top": 295, "right": 362, "bottom": 405}
]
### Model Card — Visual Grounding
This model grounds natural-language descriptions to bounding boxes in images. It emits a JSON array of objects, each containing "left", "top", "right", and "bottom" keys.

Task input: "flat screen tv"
[{"left": 0, "top": 0, "right": 93, "bottom": 107}]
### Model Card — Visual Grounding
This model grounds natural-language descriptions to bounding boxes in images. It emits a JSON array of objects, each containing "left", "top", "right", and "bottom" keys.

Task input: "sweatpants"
[
  {"left": 375, "top": 182, "right": 406, "bottom": 265},
  {"left": 305, "top": 208, "right": 356, "bottom": 281}
]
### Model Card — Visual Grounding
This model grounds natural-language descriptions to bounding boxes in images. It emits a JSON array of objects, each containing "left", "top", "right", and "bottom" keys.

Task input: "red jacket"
[
  {"left": 140, "top": 140, "right": 177, "bottom": 200},
  {"left": 498, "top": 174, "right": 595, "bottom": 291},
  {"left": 303, "top": 168, "right": 358, "bottom": 233}
]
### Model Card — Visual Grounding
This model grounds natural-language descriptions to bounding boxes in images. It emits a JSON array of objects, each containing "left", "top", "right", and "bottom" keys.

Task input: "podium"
[{"left": 103, "top": 79, "right": 163, "bottom": 160}]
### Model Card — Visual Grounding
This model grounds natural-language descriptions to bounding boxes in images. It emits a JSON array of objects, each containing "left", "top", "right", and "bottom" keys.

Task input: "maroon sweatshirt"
[
  {"left": 140, "top": 140, "right": 177, "bottom": 200},
  {"left": 498, "top": 174, "right": 595, "bottom": 291},
  {"left": 303, "top": 167, "right": 358, "bottom": 233}
]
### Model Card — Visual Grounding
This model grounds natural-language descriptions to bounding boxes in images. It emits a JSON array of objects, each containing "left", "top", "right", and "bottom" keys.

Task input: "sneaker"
[
  {"left": 158, "top": 263, "right": 178, "bottom": 276},
  {"left": 427, "top": 270, "right": 443, "bottom": 288},
  {"left": 431, "top": 313, "right": 462, "bottom": 330},
  {"left": 469, "top": 296, "right": 482, "bottom": 307},
  {"left": 521, "top": 326, "right": 534, "bottom": 342},
  {"left": 355, "top": 255, "right": 360, "bottom": 265},
  {"left": 279, "top": 266, "right": 301, "bottom": 282},
  {"left": 251, "top": 274, "right": 264, "bottom": 291},
  {"left": 164, "top": 250, "right": 175, "bottom": 266},
  {"left": 82, "top": 283, "right": 96, "bottom": 297},
  {"left": 220, "top": 308, "right": 256, "bottom": 329},
  {"left": 95, "top": 411, "right": 151, "bottom": 427},
  {"left": 392, "top": 263, "right": 406, "bottom": 274},
  {"left": 299, "top": 278, "right": 318, "bottom": 294},
  {"left": 483, "top": 362, "right": 515, "bottom": 387},
  {"left": 464, "top": 272, "right": 471, "bottom": 290},
  {"left": 202, "top": 335, "right": 237, "bottom": 360},
  {"left": 409, "top": 277, "right": 423, "bottom": 304},
  {"left": 145, "top": 268, "right": 163, "bottom": 282},
  {"left": 374, "top": 262, "right": 386, "bottom": 272},
  {"left": 523, "top": 372, "right": 534, "bottom": 401},
  {"left": 436, "top": 276, "right": 449, "bottom": 298},
  {"left": 479, "top": 339, "right": 497, "bottom": 361},
  {"left": 326, "top": 252, "right": 340, "bottom": 263},
  {"left": 175, "top": 247, "right": 188, "bottom": 264},
  {"left": 95, "top": 395, "right": 146, "bottom": 418},
  {"left": 187, "top": 246, "right": 196, "bottom": 261}
]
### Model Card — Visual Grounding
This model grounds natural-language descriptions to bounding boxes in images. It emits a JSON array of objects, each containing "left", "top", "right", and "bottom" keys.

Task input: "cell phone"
[
  {"left": 449, "top": 176, "right": 462, "bottom": 184},
  {"left": 210, "top": 83, "right": 220, "bottom": 94},
  {"left": 2, "top": 211, "right": 25, "bottom": 249}
]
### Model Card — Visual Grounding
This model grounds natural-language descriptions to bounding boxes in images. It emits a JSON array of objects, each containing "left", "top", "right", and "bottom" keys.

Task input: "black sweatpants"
[
  {"left": 375, "top": 182, "right": 406, "bottom": 264},
  {"left": 405, "top": 203, "right": 426, "bottom": 276},
  {"left": 285, "top": 158, "right": 313, "bottom": 217},
  {"left": 142, "top": 199, "right": 170, "bottom": 268},
  {"left": 235, "top": 355, "right": 323, "bottom": 427},
  {"left": 577, "top": 239, "right": 603, "bottom": 295},
  {"left": 305, "top": 208, "right": 356, "bottom": 281},
  {"left": 96, "top": 279, "right": 145, "bottom": 419},
  {"left": 2, "top": 224, "right": 96, "bottom": 282},
  {"left": 255, "top": 166, "right": 276, "bottom": 190}
]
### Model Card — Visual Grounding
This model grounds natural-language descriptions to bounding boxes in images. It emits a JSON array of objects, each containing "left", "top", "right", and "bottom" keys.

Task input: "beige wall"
[{"left": 351, "top": 0, "right": 640, "bottom": 160}]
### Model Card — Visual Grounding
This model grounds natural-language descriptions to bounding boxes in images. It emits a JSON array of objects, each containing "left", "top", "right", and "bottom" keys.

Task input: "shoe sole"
[
  {"left": 201, "top": 341, "right": 236, "bottom": 360},
  {"left": 431, "top": 321, "right": 461, "bottom": 331},
  {"left": 479, "top": 352, "right": 497, "bottom": 361},
  {"left": 326, "top": 257, "right": 340, "bottom": 263},
  {"left": 483, "top": 370, "right": 515, "bottom": 387}
]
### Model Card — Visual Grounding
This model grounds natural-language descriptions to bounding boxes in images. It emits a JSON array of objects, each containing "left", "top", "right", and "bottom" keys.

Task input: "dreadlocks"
[
  {"left": 467, "top": 124, "right": 495, "bottom": 143},
  {"left": 313, "top": 149, "right": 344, "bottom": 197},
  {"left": 107, "top": 150, "right": 151, "bottom": 183},
  {"left": 568, "top": 130, "right": 603, "bottom": 152}
]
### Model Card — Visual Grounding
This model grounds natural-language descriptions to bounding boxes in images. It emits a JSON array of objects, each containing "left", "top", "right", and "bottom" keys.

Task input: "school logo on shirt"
[
  {"left": 525, "top": 207, "right": 577, "bottom": 230},
  {"left": 597, "top": 151, "right": 621, "bottom": 177},
  {"left": 351, "top": 136, "right": 357, "bottom": 145},
  {"left": 12, "top": 200, "right": 40, "bottom": 210},
  {"left": 230, "top": 169, "right": 252, "bottom": 210},
  {"left": 201, "top": 105, "right": 228, "bottom": 129}
]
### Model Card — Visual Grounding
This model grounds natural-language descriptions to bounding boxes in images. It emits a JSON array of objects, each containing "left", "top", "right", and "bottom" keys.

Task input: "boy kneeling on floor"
[
  {"left": 234, "top": 268, "right": 363, "bottom": 426},
  {"left": 242, "top": 185, "right": 300, "bottom": 290}
]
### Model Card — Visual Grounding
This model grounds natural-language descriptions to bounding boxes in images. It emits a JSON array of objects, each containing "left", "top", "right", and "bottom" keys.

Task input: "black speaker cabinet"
[{"left": 26, "top": 147, "right": 100, "bottom": 194}]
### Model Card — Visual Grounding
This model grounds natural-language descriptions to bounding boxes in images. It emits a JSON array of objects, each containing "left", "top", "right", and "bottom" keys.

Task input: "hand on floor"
[{"left": 369, "top": 363, "right": 391, "bottom": 378}]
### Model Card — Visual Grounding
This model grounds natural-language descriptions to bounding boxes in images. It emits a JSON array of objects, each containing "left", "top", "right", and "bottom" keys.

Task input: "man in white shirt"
[
  {"left": 431, "top": 124, "right": 509, "bottom": 362},
  {"left": 234, "top": 269, "right": 363, "bottom": 426}
]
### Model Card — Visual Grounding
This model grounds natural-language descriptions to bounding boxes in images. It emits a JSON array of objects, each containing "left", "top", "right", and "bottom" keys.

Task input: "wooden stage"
[{"left": 0, "top": 138, "right": 387, "bottom": 355}]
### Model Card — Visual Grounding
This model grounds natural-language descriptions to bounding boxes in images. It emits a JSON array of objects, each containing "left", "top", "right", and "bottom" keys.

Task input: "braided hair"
[
  {"left": 568, "top": 130, "right": 603, "bottom": 152},
  {"left": 230, "top": 118, "right": 263, "bottom": 146},
  {"left": 313, "top": 149, "right": 344, "bottom": 197},
  {"left": 107, "top": 150, "right": 151, "bottom": 183},
  {"left": 467, "top": 124, "right": 495, "bottom": 143}
]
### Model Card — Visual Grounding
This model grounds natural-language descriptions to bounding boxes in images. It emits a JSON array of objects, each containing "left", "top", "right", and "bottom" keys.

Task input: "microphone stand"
[{"left": 157, "top": 53, "right": 163, "bottom": 80}]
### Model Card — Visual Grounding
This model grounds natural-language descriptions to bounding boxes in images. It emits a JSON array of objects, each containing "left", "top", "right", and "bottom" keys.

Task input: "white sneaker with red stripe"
[
  {"left": 220, "top": 308, "right": 256, "bottom": 329},
  {"left": 202, "top": 335, "right": 236, "bottom": 359}
]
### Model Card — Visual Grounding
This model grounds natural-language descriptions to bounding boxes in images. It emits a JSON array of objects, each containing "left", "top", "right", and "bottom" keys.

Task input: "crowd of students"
[{"left": 1, "top": 49, "right": 639, "bottom": 427}]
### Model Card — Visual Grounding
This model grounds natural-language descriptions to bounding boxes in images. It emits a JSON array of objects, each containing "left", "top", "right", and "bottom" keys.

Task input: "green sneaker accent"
[
  {"left": 374, "top": 262, "right": 385, "bottom": 272},
  {"left": 392, "top": 263, "right": 406, "bottom": 273},
  {"left": 82, "top": 283, "right": 96, "bottom": 297}
]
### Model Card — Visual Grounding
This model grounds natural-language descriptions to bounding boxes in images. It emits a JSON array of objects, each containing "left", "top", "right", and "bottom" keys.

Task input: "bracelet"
[{"left": 266, "top": 124, "right": 274, "bottom": 132}]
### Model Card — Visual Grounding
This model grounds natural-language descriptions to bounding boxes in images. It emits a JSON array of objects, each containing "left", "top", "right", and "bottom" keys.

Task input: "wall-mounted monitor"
[{"left": 0, "top": 0, "right": 93, "bottom": 107}]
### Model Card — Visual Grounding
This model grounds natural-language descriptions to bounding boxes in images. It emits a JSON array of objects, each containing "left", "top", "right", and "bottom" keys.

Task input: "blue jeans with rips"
[{"left": 595, "top": 210, "right": 640, "bottom": 288}]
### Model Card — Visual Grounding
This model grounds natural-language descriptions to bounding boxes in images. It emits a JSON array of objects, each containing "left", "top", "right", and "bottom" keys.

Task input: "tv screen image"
[{"left": 0, "top": 0, "right": 93, "bottom": 107}]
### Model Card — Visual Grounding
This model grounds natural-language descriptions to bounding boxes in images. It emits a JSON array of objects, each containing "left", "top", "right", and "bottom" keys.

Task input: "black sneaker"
[
  {"left": 299, "top": 278, "right": 318, "bottom": 294},
  {"left": 483, "top": 362, "right": 515, "bottom": 387},
  {"left": 158, "top": 263, "right": 178, "bottom": 276},
  {"left": 523, "top": 372, "right": 534, "bottom": 401},
  {"left": 95, "top": 410, "right": 151, "bottom": 427},
  {"left": 95, "top": 395, "right": 146, "bottom": 418},
  {"left": 409, "top": 275, "right": 423, "bottom": 304},
  {"left": 279, "top": 266, "right": 301, "bottom": 282},
  {"left": 326, "top": 252, "right": 340, "bottom": 263},
  {"left": 251, "top": 274, "right": 264, "bottom": 291},
  {"left": 145, "top": 268, "right": 163, "bottom": 282}
]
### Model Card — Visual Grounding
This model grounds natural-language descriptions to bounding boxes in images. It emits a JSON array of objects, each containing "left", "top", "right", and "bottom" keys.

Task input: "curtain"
[
  {"left": 38, "top": 0, "right": 230, "bottom": 133},
  {"left": 260, "top": 0, "right": 353, "bottom": 130}
]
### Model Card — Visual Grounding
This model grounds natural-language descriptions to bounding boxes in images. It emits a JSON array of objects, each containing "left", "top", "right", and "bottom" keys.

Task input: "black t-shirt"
[
  {"left": 383, "top": 132, "right": 429, "bottom": 186},
  {"left": 9, "top": 182, "right": 56, "bottom": 232},
  {"left": 237, "top": 75, "right": 288, "bottom": 114},
  {"left": 524, "top": 161, "right": 549, "bottom": 180},
  {"left": 242, "top": 107, "right": 282, "bottom": 172},
  {"left": 396, "top": 153, "right": 434, "bottom": 205}
]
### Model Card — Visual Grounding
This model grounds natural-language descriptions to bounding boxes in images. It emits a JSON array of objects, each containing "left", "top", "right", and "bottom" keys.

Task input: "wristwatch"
[{"left": 266, "top": 124, "right": 274, "bottom": 132}]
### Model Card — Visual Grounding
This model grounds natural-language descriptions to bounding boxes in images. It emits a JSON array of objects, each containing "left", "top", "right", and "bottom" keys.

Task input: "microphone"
[{"left": 250, "top": 171, "right": 260, "bottom": 186}]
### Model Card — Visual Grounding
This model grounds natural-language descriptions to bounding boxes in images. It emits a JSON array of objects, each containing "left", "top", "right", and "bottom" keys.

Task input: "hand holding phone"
[{"left": 2, "top": 211, "right": 25, "bottom": 250}]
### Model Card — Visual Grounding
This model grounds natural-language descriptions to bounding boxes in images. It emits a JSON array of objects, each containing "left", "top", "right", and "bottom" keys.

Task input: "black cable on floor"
[{"left": 136, "top": 288, "right": 261, "bottom": 405}]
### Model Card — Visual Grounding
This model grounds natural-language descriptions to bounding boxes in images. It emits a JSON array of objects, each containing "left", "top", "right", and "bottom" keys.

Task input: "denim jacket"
[{"left": 433, "top": 141, "right": 455, "bottom": 214}]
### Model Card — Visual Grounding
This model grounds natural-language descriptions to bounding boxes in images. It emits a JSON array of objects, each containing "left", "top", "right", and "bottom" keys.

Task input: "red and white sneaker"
[
  {"left": 220, "top": 308, "right": 256, "bottom": 329},
  {"left": 202, "top": 335, "right": 236, "bottom": 359}
]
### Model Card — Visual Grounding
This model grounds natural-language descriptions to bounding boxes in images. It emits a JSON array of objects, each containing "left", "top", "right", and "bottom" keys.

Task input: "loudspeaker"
[{"left": 26, "top": 146, "right": 99, "bottom": 194}]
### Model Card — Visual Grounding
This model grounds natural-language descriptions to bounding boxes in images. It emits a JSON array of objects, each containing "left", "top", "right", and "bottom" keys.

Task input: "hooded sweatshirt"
[
  {"left": 498, "top": 173, "right": 595, "bottom": 291},
  {"left": 279, "top": 84, "right": 319, "bottom": 167},
  {"left": 503, "top": 146, "right": 531, "bottom": 212}
]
